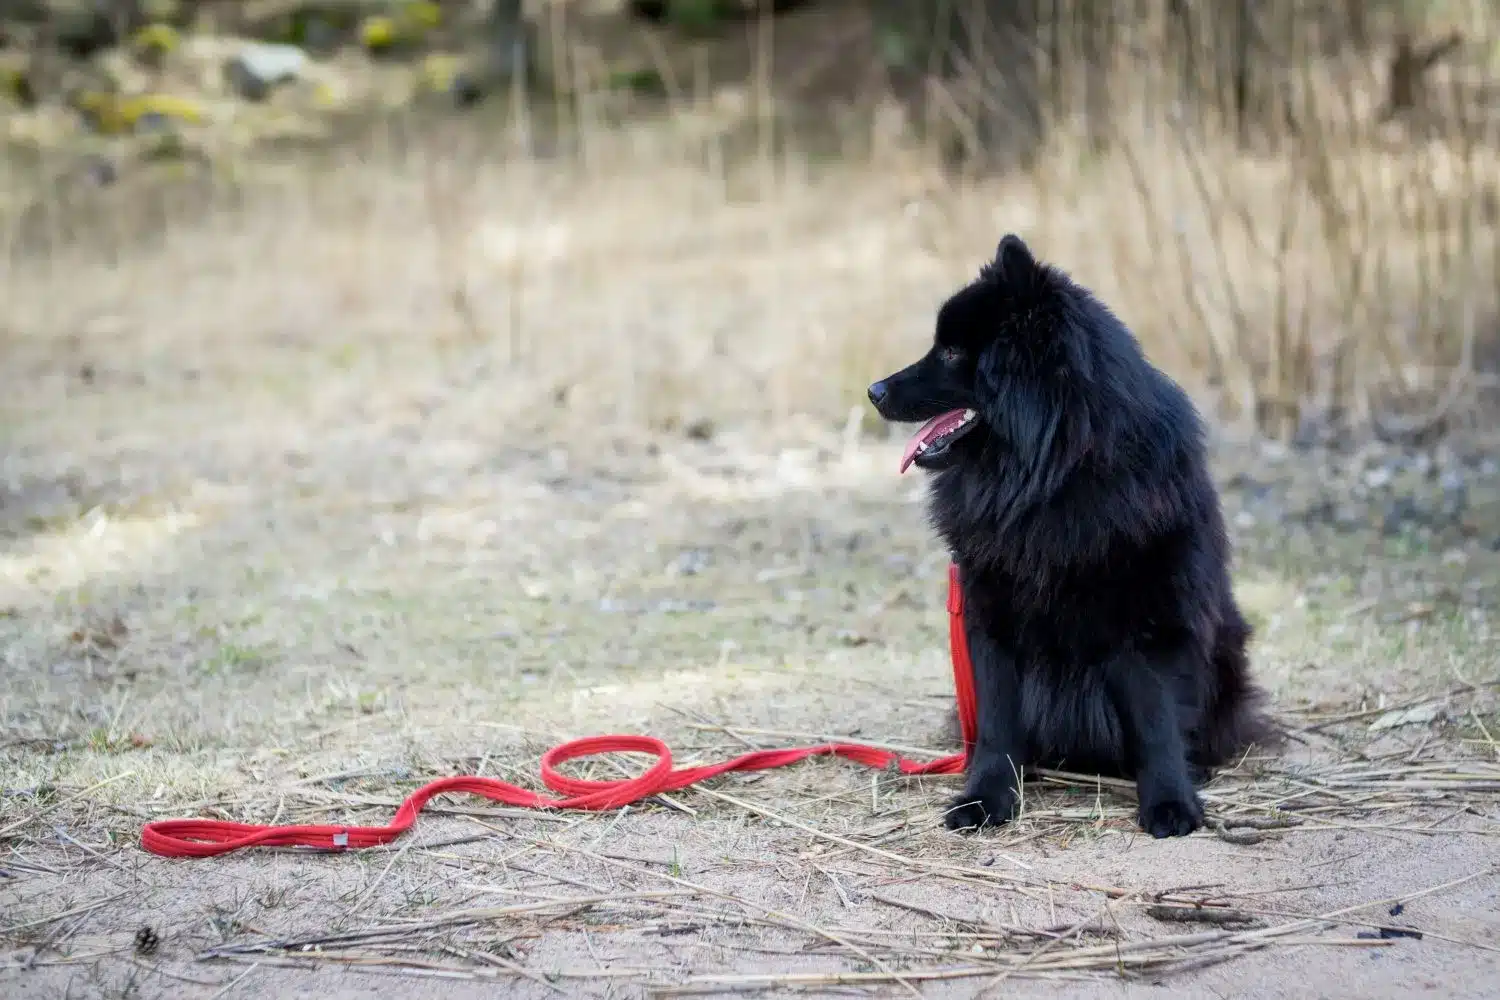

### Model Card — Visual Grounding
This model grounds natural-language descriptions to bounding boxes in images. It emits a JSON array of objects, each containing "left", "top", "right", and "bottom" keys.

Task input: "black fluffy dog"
[{"left": 868, "top": 235, "right": 1270, "bottom": 839}]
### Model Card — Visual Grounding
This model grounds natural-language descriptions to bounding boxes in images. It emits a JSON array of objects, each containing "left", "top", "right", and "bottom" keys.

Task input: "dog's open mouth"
[{"left": 899, "top": 409, "right": 979, "bottom": 473}]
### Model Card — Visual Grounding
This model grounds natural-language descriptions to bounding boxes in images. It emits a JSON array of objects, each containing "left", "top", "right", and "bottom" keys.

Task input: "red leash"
[{"left": 140, "top": 565, "right": 976, "bottom": 858}]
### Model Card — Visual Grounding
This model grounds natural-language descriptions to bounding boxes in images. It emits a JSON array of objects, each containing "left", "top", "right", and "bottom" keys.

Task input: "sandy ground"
[{"left": 2, "top": 327, "right": 1497, "bottom": 998}]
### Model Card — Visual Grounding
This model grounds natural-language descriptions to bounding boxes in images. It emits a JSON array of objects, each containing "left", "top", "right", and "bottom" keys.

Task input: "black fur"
[{"left": 869, "top": 235, "right": 1271, "bottom": 839}]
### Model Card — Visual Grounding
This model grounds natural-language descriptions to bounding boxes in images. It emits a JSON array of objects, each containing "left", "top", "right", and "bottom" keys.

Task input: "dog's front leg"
[
  {"left": 1104, "top": 652, "right": 1204, "bottom": 839},
  {"left": 946, "top": 627, "right": 1025, "bottom": 832}
]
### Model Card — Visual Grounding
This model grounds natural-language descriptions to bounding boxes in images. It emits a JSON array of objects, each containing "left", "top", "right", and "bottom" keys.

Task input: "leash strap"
[{"left": 140, "top": 564, "right": 977, "bottom": 858}]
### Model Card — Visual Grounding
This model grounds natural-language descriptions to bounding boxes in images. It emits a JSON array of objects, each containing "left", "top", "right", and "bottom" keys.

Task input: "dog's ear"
[
  {"left": 990, "top": 232, "right": 1038, "bottom": 280},
  {"left": 994, "top": 234, "right": 1035, "bottom": 273},
  {"left": 983, "top": 234, "right": 1049, "bottom": 303}
]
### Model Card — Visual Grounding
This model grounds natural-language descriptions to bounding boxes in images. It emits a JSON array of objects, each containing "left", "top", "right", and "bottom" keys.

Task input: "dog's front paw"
[
  {"left": 1138, "top": 792, "right": 1204, "bottom": 839},
  {"left": 944, "top": 785, "right": 1018, "bottom": 833}
]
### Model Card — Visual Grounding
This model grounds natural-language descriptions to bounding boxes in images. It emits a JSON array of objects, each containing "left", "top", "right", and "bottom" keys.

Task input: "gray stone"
[{"left": 223, "top": 41, "right": 308, "bottom": 102}]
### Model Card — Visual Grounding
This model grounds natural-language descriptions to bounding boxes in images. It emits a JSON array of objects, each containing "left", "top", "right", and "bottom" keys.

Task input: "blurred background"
[{"left": 4, "top": 0, "right": 1499, "bottom": 442}]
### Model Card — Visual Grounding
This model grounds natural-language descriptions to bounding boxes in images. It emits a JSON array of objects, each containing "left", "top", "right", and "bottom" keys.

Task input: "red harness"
[{"left": 140, "top": 565, "right": 976, "bottom": 858}]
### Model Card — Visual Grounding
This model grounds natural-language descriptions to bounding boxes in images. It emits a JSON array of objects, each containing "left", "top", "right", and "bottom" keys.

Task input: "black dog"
[{"left": 868, "top": 235, "right": 1270, "bottom": 839}]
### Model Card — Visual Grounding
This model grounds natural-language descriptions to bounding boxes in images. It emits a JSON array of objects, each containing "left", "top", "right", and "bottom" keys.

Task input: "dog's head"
[{"left": 868, "top": 234, "right": 1088, "bottom": 473}]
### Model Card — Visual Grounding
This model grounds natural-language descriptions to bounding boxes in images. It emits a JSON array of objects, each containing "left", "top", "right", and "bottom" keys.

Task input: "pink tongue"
[{"left": 899, "top": 409, "right": 969, "bottom": 474}]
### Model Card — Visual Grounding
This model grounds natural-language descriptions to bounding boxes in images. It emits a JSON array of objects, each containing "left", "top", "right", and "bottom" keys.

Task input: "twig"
[
  {"left": 649, "top": 964, "right": 1009, "bottom": 995},
  {"left": 692, "top": 786, "right": 1038, "bottom": 878},
  {"left": 864, "top": 892, "right": 1073, "bottom": 942},
  {"left": 1145, "top": 904, "right": 1262, "bottom": 927},
  {"left": 129, "top": 958, "right": 227, "bottom": 988},
  {"left": 348, "top": 834, "right": 416, "bottom": 914},
  {"left": 0, "top": 771, "right": 136, "bottom": 840},
  {"left": 448, "top": 945, "right": 563, "bottom": 995},
  {"left": 205, "top": 962, "right": 259, "bottom": 1000},
  {"left": 199, "top": 891, "right": 697, "bottom": 956},
  {"left": 813, "top": 864, "right": 857, "bottom": 908},
  {"left": 52, "top": 826, "right": 138, "bottom": 875},
  {"left": 976, "top": 901, "right": 1118, "bottom": 997},
  {"left": 0, "top": 890, "right": 130, "bottom": 936},
  {"left": 293, "top": 789, "right": 574, "bottom": 823},
  {"left": 479, "top": 821, "right": 925, "bottom": 999},
  {"left": 683, "top": 723, "right": 948, "bottom": 760}
]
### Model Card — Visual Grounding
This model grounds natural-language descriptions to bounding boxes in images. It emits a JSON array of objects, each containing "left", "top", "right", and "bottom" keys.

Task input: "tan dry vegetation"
[
  {"left": 1, "top": 414, "right": 1498, "bottom": 997},
  {"left": 6, "top": 2, "right": 1500, "bottom": 438},
  {"left": 3, "top": 3, "right": 1500, "bottom": 998}
]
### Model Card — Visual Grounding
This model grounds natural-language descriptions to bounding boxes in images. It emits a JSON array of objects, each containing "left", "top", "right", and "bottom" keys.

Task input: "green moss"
[
  {"left": 73, "top": 92, "right": 205, "bottom": 136},
  {"left": 131, "top": 23, "right": 181, "bottom": 64},
  {"left": 607, "top": 67, "right": 667, "bottom": 97}
]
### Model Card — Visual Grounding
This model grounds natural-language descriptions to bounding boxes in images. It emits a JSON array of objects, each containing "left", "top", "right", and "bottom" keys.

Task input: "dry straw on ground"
[{"left": 6, "top": 699, "right": 1498, "bottom": 994}]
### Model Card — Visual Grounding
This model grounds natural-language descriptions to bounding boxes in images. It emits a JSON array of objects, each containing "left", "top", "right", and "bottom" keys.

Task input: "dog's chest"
[{"left": 965, "top": 570, "right": 1168, "bottom": 657}]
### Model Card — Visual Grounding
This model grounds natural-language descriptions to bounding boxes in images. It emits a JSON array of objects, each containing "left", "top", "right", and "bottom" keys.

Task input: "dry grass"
[
  {"left": 6, "top": 116, "right": 1495, "bottom": 437},
  {"left": 3, "top": 4, "right": 1500, "bottom": 996},
  {"left": 3, "top": 675, "right": 1499, "bottom": 995},
  {"left": 2, "top": 422, "right": 1497, "bottom": 995},
  {"left": 4, "top": 3, "right": 1500, "bottom": 438}
]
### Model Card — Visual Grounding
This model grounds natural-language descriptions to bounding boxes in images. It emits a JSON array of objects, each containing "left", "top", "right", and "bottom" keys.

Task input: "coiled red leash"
[{"left": 140, "top": 565, "right": 976, "bottom": 858}]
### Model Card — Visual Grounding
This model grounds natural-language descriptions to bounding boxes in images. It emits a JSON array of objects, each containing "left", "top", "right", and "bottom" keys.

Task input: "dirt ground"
[{"left": 3, "top": 138, "right": 1500, "bottom": 996}]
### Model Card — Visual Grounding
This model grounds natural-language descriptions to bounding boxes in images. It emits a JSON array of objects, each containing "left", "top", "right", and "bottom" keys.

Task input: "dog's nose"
[{"left": 867, "top": 381, "right": 887, "bottom": 407}]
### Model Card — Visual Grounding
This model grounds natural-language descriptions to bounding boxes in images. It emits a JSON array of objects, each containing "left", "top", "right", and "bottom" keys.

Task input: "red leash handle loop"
[
  {"left": 539, "top": 734, "right": 674, "bottom": 807},
  {"left": 140, "top": 566, "right": 978, "bottom": 859}
]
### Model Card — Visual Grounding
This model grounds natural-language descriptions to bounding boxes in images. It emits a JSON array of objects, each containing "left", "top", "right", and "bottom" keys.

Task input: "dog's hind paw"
[
  {"left": 943, "top": 791, "right": 1017, "bottom": 833},
  {"left": 1139, "top": 794, "right": 1204, "bottom": 839}
]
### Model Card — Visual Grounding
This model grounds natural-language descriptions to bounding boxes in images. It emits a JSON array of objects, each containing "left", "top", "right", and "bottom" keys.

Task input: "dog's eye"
[{"left": 938, "top": 346, "right": 964, "bottom": 365}]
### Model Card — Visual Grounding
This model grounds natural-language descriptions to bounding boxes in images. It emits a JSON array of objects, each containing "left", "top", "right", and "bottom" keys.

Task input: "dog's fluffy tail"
[{"left": 1197, "top": 608, "right": 1281, "bottom": 767}]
